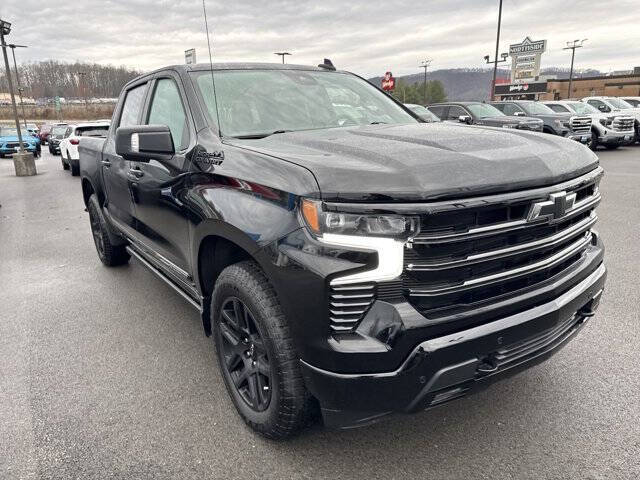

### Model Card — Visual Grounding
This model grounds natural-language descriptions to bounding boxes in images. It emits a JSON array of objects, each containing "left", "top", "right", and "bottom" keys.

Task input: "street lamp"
[
  {"left": 274, "top": 52, "right": 291, "bottom": 64},
  {"left": 487, "top": 0, "right": 504, "bottom": 101},
  {"left": 419, "top": 59, "right": 432, "bottom": 106},
  {"left": 76, "top": 71, "right": 89, "bottom": 115},
  {"left": 564, "top": 39, "right": 587, "bottom": 99},
  {"left": 8, "top": 43, "right": 28, "bottom": 129},
  {"left": 0, "top": 18, "right": 36, "bottom": 176},
  {"left": 484, "top": 52, "right": 509, "bottom": 100}
]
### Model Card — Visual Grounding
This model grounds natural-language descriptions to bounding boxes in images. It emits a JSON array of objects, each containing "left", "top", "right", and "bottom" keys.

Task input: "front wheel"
[
  {"left": 589, "top": 131, "right": 598, "bottom": 151},
  {"left": 87, "top": 194, "right": 130, "bottom": 266},
  {"left": 212, "top": 261, "right": 316, "bottom": 439},
  {"left": 62, "top": 157, "right": 69, "bottom": 170},
  {"left": 605, "top": 145, "right": 619, "bottom": 150}
]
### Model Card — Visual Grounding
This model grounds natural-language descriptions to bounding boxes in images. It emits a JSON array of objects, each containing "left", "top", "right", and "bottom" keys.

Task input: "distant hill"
[{"left": 368, "top": 67, "right": 605, "bottom": 102}]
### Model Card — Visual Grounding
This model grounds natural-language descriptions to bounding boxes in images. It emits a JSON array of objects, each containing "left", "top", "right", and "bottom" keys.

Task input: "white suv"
[
  {"left": 621, "top": 97, "right": 640, "bottom": 108},
  {"left": 59, "top": 122, "right": 110, "bottom": 176},
  {"left": 581, "top": 97, "right": 640, "bottom": 143},
  {"left": 544, "top": 100, "right": 635, "bottom": 150}
]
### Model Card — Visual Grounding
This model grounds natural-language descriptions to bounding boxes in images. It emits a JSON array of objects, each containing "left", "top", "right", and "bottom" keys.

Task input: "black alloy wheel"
[
  {"left": 218, "top": 297, "right": 272, "bottom": 412},
  {"left": 89, "top": 205, "right": 106, "bottom": 259}
]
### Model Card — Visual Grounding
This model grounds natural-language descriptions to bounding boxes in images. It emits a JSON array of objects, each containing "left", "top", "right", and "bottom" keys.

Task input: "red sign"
[{"left": 381, "top": 71, "right": 395, "bottom": 91}]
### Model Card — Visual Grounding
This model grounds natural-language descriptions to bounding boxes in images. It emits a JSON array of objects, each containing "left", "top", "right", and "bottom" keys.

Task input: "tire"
[
  {"left": 48, "top": 146, "right": 53, "bottom": 155},
  {"left": 62, "top": 157, "right": 69, "bottom": 170},
  {"left": 605, "top": 145, "right": 619, "bottom": 150},
  {"left": 589, "top": 130, "right": 599, "bottom": 151},
  {"left": 211, "top": 261, "right": 316, "bottom": 439},
  {"left": 87, "top": 194, "right": 130, "bottom": 266},
  {"left": 70, "top": 156, "right": 79, "bottom": 176}
]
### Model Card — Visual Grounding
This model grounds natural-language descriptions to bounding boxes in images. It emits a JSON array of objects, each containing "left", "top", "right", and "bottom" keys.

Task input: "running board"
[{"left": 126, "top": 246, "right": 202, "bottom": 311}]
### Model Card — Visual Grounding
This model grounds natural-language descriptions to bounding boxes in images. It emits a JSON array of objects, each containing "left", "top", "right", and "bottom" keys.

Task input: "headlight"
[
  {"left": 555, "top": 119, "right": 570, "bottom": 128},
  {"left": 502, "top": 124, "right": 517, "bottom": 129},
  {"left": 599, "top": 118, "right": 614, "bottom": 127},
  {"left": 301, "top": 199, "right": 418, "bottom": 239}
]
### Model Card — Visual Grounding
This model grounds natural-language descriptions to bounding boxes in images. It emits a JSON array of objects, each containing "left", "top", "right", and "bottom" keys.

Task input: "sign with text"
[
  {"left": 185, "top": 49, "right": 197, "bottom": 65},
  {"left": 381, "top": 72, "right": 396, "bottom": 91},
  {"left": 509, "top": 37, "right": 547, "bottom": 83}
]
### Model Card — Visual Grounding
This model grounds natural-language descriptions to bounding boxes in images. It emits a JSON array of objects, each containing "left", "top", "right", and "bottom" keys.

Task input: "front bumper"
[
  {"left": 301, "top": 262, "right": 606, "bottom": 429},
  {"left": 600, "top": 131, "right": 635, "bottom": 145},
  {"left": 565, "top": 132, "right": 592, "bottom": 143},
  {"left": 0, "top": 146, "right": 38, "bottom": 155}
]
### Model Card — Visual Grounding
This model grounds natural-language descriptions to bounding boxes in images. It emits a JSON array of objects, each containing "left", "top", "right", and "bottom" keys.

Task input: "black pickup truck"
[{"left": 79, "top": 62, "right": 606, "bottom": 439}]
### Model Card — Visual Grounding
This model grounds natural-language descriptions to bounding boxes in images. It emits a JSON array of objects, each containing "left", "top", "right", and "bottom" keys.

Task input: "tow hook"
[
  {"left": 578, "top": 289, "right": 604, "bottom": 318},
  {"left": 477, "top": 357, "right": 498, "bottom": 375}
]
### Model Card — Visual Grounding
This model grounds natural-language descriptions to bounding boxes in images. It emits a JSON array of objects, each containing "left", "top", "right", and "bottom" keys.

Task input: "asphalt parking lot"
[{"left": 1, "top": 146, "right": 639, "bottom": 480}]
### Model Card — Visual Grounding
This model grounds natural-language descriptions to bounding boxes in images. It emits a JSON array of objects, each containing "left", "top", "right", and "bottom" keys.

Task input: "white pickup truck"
[
  {"left": 544, "top": 100, "right": 635, "bottom": 150},
  {"left": 581, "top": 97, "right": 640, "bottom": 144}
]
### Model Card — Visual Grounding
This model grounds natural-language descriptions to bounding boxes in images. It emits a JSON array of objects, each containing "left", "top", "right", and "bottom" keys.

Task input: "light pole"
[
  {"left": 564, "top": 39, "right": 587, "bottom": 99},
  {"left": 274, "top": 52, "right": 291, "bottom": 64},
  {"left": 484, "top": 52, "right": 509, "bottom": 100},
  {"left": 8, "top": 43, "right": 28, "bottom": 129},
  {"left": 419, "top": 59, "right": 432, "bottom": 106},
  {"left": 489, "top": 0, "right": 504, "bottom": 101},
  {"left": 1, "top": 18, "right": 35, "bottom": 176},
  {"left": 76, "top": 71, "right": 89, "bottom": 115}
]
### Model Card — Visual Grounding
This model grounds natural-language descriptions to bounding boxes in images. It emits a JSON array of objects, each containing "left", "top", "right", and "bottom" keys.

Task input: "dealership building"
[{"left": 493, "top": 36, "right": 640, "bottom": 101}]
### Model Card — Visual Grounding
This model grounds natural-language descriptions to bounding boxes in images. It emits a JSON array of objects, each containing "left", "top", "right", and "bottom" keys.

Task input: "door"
[
  {"left": 446, "top": 105, "right": 470, "bottom": 123},
  {"left": 102, "top": 82, "right": 148, "bottom": 233},
  {"left": 129, "top": 75, "right": 193, "bottom": 280}
]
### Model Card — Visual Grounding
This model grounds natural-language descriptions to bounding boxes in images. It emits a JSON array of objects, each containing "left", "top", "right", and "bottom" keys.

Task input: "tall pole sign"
[
  {"left": 185, "top": 48, "right": 196, "bottom": 65},
  {"left": 509, "top": 37, "right": 547, "bottom": 83}
]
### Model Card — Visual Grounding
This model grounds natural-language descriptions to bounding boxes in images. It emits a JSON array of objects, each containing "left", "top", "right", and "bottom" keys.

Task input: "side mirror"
[
  {"left": 458, "top": 115, "right": 472, "bottom": 124},
  {"left": 513, "top": 111, "right": 525, "bottom": 116},
  {"left": 115, "top": 125, "right": 174, "bottom": 162},
  {"left": 598, "top": 105, "right": 609, "bottom": 112}
]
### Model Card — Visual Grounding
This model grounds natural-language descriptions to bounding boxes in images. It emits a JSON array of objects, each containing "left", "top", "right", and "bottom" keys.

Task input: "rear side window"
[
  {"left": 501, "top": 104, "right": 522, "bottom": 116},
  {"left": 147, "top": 78, "right": 189, "bottom": 151},
  {"left": 447, "top": 105, "right": 467, "bottom": 120},
  {"left": 76, "top": 126, "right": 109, "bottom": 138},
  {"left": 548, "top": 104, "right": 569, "bottom": 113},
  {"left": 119, "top": 84, "right": 147, "bottom": 127}
]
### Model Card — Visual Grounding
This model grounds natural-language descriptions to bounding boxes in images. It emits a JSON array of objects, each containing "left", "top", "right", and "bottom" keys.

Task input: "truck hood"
[{"left": 225, "top": 123, "right": 599, "bottom": 202}]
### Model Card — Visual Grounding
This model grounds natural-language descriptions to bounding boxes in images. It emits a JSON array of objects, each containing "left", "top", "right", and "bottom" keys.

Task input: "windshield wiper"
[{"left": 232, "top": 130, "right": 292, "bottom": 139}]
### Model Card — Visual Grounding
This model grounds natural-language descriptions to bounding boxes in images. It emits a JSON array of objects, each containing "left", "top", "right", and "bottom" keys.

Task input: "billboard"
[
  {"left": 381, "top": 72, "right": 396, "bottom": 91},
  {"left": 185, "top": 49, "right": 197, "bottom": 65},
  {"left": 509, "top": 37, "right": 546, "bottom": 83}
]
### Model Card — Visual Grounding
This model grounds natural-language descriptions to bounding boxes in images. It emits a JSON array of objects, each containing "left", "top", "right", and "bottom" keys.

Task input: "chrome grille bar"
[{"left": 409, "top": 233, "right": 592, "bottom": 297}]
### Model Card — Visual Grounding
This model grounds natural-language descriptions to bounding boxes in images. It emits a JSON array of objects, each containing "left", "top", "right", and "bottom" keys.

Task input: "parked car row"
[
  {"left": 0, "top": 125, "right": 41, "bottom": 158},
  {"left": 56, "top": 122, "right": 110, "bottom": 175},
  {"left": 410, "top": 95, "right": 640, "bottom": 152}
]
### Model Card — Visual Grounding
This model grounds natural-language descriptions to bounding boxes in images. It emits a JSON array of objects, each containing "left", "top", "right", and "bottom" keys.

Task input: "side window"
[
  {"left": 64, "top": 127, "right": 72, "bottom": 137},
  {"left": 502, "top": 104, "right": 521, "bottom": 116},
  {"left": 428, "top": 105, "right": 445, "bottom": 118},
  {"left": 447, "top": 105, "right": 467, "bottom": 120},
  {"left": 119, "top": 83, "right": 147, "bottom": 128},
  {"left": 548, "top": 104, "right": 568, "bottom": 113},
  {"left": 492, "top": 103, "right": 505, "bottom": 112},
  {"left": 587, "top": 100, "right": 609, "bottom": 112},
  {"left": 147, "top": 78, "right": 189, "bottom": 151}
]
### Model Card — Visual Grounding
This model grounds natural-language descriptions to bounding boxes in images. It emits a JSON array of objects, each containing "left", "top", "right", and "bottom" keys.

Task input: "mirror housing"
[
  {"left": 598, "top": 104, "right": 609, "bottom": 112},
  {"left": 115, "top": 125, "right": 174, "bottom": 162},
  {"left": 458, "top": 115, "right": 472, "bottom": 124},
  {"left": 513, "top": 111, "right": 525, "bottom": 116}
]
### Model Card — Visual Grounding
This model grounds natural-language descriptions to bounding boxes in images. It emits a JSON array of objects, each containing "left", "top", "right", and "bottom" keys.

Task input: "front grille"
[
  {"left": 570, "top": 116, "right": 592, "bottom": 134},
  {"left": 5, "top": 142, "right": 29, "bottom": 149},
  {"left": 329, "top": 283, "right": 375, "bottom": 332},
  {"left": 612, "top": 116, "right": 634, "bottom": 132},
  {"left": 404, "top": 169, "right": 602, "bottom": 319}
]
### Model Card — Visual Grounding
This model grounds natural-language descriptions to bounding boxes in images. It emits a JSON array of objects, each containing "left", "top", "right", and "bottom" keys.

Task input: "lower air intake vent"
[{"left": 329, "top": 283, "right": 375, "bottom": 332}]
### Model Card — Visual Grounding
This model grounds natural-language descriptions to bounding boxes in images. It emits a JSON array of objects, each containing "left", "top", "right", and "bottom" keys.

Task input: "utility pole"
[
  {"left": 77, "top": 71, "right": 89, "bottom": 116},
  {"left": 564, "top": 39, "right": 587, "bottom": 99},
  {"left": 274, "top": 52, "right": 291, "bottom": 64},
  {"left": 8, "top": 43, "right": 28, "bottom": 129},
  {"left": 490, "top": 0, "right": 503, "bottom": 101},
  {"left": 1, "top": 19, "right": 35, "bottom": 176},
  {"left": 419, "top": 59, "right": 432, "bottom": 106}
]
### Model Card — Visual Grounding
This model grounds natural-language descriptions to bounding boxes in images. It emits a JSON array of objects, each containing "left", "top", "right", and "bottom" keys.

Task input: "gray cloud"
[{"left": 0, "top": 0, "right": 638, "bottom": 78}]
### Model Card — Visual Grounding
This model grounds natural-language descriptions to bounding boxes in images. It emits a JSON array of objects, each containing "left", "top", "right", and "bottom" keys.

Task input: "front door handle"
[{"left": 101, "top": 160, "right": 111, "bottom": 167}]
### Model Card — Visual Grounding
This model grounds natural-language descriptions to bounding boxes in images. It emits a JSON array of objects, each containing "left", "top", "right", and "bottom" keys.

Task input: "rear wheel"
[
  {"left": 605, "top": 144, "right": 619, "bottom": 150},
  {"left": 87, "top": 194, "right": 130, "bottom": 266},
  {"left": 70, "top": 156, "right": 79, "bottom": 176},
  {"left": 589, "top": 130, "right": 599, "bottom": 151},
  {"left": 212, "top": 261, "right": 316, "bottom": 439},
  {"left": 62, "top": 157, "right": 69, "bottom": 170}
]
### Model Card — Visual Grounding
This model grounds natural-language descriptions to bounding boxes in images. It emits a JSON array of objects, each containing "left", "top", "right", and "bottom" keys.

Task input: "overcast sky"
[{"left": 1, "top": 0, "right": 639, "bottom": 78}]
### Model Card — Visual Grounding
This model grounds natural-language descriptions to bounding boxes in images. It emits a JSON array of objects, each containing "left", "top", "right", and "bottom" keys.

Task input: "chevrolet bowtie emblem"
[{"left": 527, "top": 191, "right": 577, "bottom": 223}]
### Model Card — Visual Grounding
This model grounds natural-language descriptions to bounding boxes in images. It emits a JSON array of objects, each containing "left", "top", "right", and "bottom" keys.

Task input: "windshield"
[
  {"left": 407, "top": 104, "right": 440, "bottom": 121},
  {"left": 522, "top": 102, "right": 555, "bottom": 115},
  {"left": 567, "top": 102, "right": 598, "bottom": 115},
  {"left": 192, "top": 69, "right": 416, "bottom": 138},
  {"left": 624, "top": 98, "right": 640, "bottom": 107},
  {"left": 467, "top": 103, "right": 504, "bottom": 119},
  {"left": 607, "top": 97, "right": 633, "bottom": 109},
  {"left": 0, "top": 127, "right": 18, "bottom": 136},
  {"left": 52, "top": 126, "right": 67, "bottom": 135}
]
